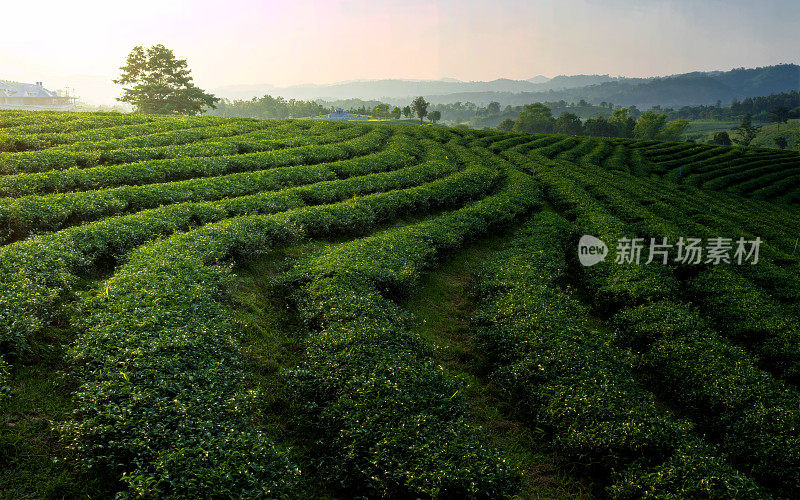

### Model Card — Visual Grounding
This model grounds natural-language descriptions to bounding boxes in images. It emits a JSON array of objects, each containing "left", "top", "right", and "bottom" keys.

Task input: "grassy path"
[{"left": 400, "top": 226, "right": 594, "bottom": 500}]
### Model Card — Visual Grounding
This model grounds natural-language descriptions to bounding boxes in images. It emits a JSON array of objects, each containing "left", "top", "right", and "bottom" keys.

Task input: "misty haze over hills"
[
  {"left": 213, "top": 64, "right": 799, "bottom": 109},
  {"left": 214, "top": 74, "right": 620, "bottom": 101}
]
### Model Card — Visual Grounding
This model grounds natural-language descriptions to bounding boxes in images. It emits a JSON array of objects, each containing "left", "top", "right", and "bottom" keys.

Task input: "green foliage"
[
  {"left": 497, "top": 118, "right": 514, "bottom": 131},
  {"left": 114, "top": 44, "right": 219, "bottom": 115},
  {"left": 411, "top": 96, "right": 429, "bottom": 123},
  {"left": 634, "top": 111, "right": 668, "bottom": 139},
  {"left": 711, "top": 130, "right": 732, "bottom": 145},
  {"left": 731, "top": 113, "right": 761, "bottom": 148},
  {"left": 1, "top": 110, "right": 799, "bottom": 497},
  {"left": 512, "top": 103, "right": 555, "bottom": 134},
  {"left": 471, "top": 212, "right": 766, "bottom": 498},
  {"left": 371, "top": 103, "right": 391, "bottom": 118},
  {"left": 553, "top": 112, "right": 583, "bottom": 135},
  {"left": 286, "top": 165, "right": 539, "bottom": 497},
  {"left": 205, "top": 94, "right": 327, "bottom": 119}
]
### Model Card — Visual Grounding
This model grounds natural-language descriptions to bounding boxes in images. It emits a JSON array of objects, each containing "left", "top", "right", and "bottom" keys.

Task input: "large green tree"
[
  {"left": 710, "top": 131, "right": 732, "bottom": 145},
  {"left": 608, "top": 108, "right": 636, "bottom": 138},
  {"left": 114, "top": 44, "right": 219, "bottom": 115},
  {"left": 513, "top": 103, "right": 555, "bottom": 133},
  {"left": 411, "top": 96, "right": 430, "bottom": 124},
  {"left": 428, "top": 110, "right": 442, "bottom": 124},
  {"left": 659, "top": 119, "right": 690, "bottom": 141},
  {"left": 497, "top": 118, "right": 515, "bottom": 132},
  {"left": 553, "top": 112, "right": 583, "bottom": 135},
  {"left": 633, "top": 111, "right": 668, "bottom": 139},
  {"left": 372, "top": 103, "right": 391, "bottom": 118},
  {"left": 731, "top": 114, "right": 761, "bottom": 149},
  {"left": 768, "top": 105, "right": 790, "bottom": 130}
]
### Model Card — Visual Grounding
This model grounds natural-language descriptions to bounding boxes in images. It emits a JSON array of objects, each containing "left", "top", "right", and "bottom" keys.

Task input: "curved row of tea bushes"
[
  {"left": 285, "top": 168, "right": 538, "bottom": 497},
  {"left": 612, "top": 299, "right": 800, "bottom": 497},
  {"left": 0, "top": 127, "right": 390, "bottom": 197},
  {"left": 505, "top": 134, "right": 563, "bottom": 155},
  {"left": 577, "top": 160, "right": 800, "bottom": 260},
  {"left": 0, "top": 120, "right": 320, "bottom": 174},
  {"left": 0, "top": 112, "right": 154, "bottom": 135},
  {"left": 0, "top": 132, "right": 417, "bottom": 242},
  {"left": 470, "top": 211, "right": 766, "bottom": 499},
  {"left": 534, "top": 159, "right": 800, "bottom": 496},
  {"left": 583, "top": 140, "right": 615, "bottom": 167},
  {"left": 0, "top": 111, "right": 134, "bottom": 129},
  {"left": 62, "top": 156, "right": 504, "bottom": 497},
  {"left": 0, "top": 147, "right": 458, "bottom": 359},
  {"left": 0, "top": 115, "right": 224, "bottom": 152},
  {"left": 560, "top": 164, "right": 800, "bottom": 385},
  {"left": 702, "top": 161, "right": 800, "bottom": 193},
  {"left": 533, "top": 136, "right": 581, "bottom": 158},
  {"left": 59, "top": 118, "right": 290, "bottom": 152},
  {"left": 556, "top": 137, "right": 599, "bottom": 163},
  {"left": 533, "top": 162, "right": 681, "bottom": 312}
]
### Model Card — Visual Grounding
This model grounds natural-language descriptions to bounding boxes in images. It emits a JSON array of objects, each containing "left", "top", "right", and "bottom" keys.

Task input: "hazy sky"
[{"left": 1, "top": 0, "right": 798, "bottom": 103}]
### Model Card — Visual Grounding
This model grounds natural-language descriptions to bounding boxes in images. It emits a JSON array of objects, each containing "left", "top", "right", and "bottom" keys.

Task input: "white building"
[{"left": 0, "top": 81, "right": 76, "bottom": 111}]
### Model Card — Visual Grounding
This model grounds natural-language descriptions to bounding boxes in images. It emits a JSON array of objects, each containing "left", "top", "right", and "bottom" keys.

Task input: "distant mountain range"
[
  {"left": 213, "top": 74, "right": 618, "bottom": 102},
  {"left": 213, "top": 64, "right": 799, "bottom": 109}
]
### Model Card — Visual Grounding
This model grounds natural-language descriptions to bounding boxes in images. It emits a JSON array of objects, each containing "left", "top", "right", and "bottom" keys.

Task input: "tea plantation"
[{"left": 1, "top": 111, "right": 799, "bottom": 498}]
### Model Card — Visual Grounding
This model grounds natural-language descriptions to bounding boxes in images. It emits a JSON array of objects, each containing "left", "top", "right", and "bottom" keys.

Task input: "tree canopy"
[
  {"left": 412, "top": 96, "right": 430, "bottom": 124},
  {"left": 731, "top": 114, "right": 761, "bottom": 148},
  {"left": 513, "top": 103, "right": 555, "bottom": 133},
  {"left": 553, "top": 112, "right": 583, "bottom": 135},
  {"left": 114, "top": 44, "right": 219, "bottom": 115}
]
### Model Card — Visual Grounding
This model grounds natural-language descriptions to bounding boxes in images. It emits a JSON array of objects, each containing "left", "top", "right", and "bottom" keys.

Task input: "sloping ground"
[
  {"left": 626, "top": 139, "right": 800, "bottom": 205},
  {"left": 0, "top": 111, "right": 799, "bottom": 498}
]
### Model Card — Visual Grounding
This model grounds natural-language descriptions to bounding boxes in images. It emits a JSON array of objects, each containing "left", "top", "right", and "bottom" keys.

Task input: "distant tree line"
[
  {"left": 205, "top": 95, "right": 327, "bottom": 119},
  {"left": 730, "top": 91, "right": 799, "bottom": 120},
  {"left": 498, "top": 103, "right": 690, "bottom": 141},
  {"left": 660, "top": 91, "right": 799, "bottom": 121}
]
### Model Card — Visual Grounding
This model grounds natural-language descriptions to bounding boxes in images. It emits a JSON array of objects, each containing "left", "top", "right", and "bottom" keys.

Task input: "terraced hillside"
[{"left": 1, "top": 111, "right": 799, "bottom": 499}]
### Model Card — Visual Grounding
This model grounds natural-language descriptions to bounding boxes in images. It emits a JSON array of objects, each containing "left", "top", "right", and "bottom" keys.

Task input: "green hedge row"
[
  {"left": 582, "top": 140, "right": 616, "bottom": 166},
  {"left": 0, "top": 127, "right": 390, "bottom": 198},
  {"left": 284, "top": 167, "right": 539, "bottom": 497},
  {"left": 534, "top": 136, "right": 581, "bottom": 158},
  {"left": 0, "top": 115, "right": 225, "bottom": 152},
  {"left": 613, "top": 300, "right": 800, "bottom": 497},
  {"left": 535, "top": 159, "right": 800, "bottom": 496},
  {"left": 0, "top": 112, "right": 154, "bottom": 135},
  {"left": 556, "top": 137, "right": 599, "bottom": 163},
  {"left": 751, "top": 173, "right": 800, "bottom": 201},
  {"left": 702, "top": 161, "right": 800, "bottom": 193},
  {"left": 470, "top": 210, "right": 766, "bottom": 498},
  {"left": 0, "top": 120, "right": 318, "bottom": 174},
  {"left": 0, "top": 110, "right": 132, "bottom": 129},
  {"left": 535, "top": 162, "right": 681, "bottom": 312},
  {"left": 61, "top": 149, "right": 506, "bottom": 497},
  {"left": 0, "top": 145, "right": 456, "bottom": 358},
  {"left": 0, "top": 131, "right": 416, "bottom": 242},
  {"left": 556, "top": 161, "right": 800, "bottom": 386},
  {"left": 564, "top": 164, "right": 800, "bottom": 386}
]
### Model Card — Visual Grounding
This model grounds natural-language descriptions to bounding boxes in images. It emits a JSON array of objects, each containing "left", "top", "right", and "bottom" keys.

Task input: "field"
[
  {"left": 685, "top": 118, "right": 800, "bottom": 149},
  {"left": 1, "top": 110, "right": 799, "bottom": 499}
]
